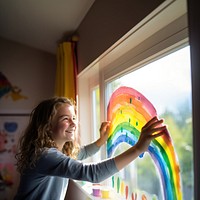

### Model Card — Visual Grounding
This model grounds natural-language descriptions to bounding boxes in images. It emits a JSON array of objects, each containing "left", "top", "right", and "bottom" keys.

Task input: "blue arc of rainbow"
[{"left": 107, "top": 86, "right": 182, "bottom": 200}]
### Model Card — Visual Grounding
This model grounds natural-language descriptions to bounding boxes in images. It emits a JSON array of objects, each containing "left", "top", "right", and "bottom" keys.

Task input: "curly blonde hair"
[{"left": 15, "top": 97, "right": 80, "bottom": 174}]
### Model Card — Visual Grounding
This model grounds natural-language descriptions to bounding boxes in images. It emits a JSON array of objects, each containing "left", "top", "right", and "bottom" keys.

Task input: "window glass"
[
  {"left": 106, "top": 46, "right": 193, "bottom": 199},
  {"left": 92, "top": 87, "right": 101, "bottom": 161}
]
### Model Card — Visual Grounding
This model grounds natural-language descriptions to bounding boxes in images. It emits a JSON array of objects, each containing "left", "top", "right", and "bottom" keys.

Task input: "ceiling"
[{"left": 0, "top": 0, "right": 95, "bottom": 54}]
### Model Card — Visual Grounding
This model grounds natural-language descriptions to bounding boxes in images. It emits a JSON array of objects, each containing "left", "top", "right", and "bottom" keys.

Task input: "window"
[
  {"left": 105, "top": 46, "right": 193, "bottom": 199},
  {"left": 92, "top": 87, "right": 101, "bottom": 161},
  {"left": 77, "top": 0, "right": 191, "bottom": 199}
]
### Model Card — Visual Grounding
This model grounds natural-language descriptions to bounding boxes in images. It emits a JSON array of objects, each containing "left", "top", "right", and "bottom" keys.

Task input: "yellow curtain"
[{"left": 55, "top": 42, "right": 77, "bottom": 101}]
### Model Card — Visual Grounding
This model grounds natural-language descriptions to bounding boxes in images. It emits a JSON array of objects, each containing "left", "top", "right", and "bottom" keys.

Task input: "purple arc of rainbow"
[{"left": 107, "top": 86, "right": 182, "bottom": 200}]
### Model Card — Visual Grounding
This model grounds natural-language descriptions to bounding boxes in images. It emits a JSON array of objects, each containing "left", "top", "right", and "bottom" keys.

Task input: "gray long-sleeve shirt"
[{"left": 14, "top": 143, "right": 118, "bottom": 200}]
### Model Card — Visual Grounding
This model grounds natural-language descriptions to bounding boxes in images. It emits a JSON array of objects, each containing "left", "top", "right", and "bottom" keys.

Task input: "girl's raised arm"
[{"left": 114, "top": 116, "right": 166, "bottom": 170}]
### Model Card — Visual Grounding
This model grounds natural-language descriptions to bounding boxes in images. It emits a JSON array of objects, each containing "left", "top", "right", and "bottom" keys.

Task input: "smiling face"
[{"left": 50, "top": 103, "right": 77, "bottom": 150}]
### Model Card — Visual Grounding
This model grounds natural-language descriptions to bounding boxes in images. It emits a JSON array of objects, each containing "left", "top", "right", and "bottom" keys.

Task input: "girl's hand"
[
  {"left": 135, "top": 116, "right": 166, "bottom": 153},
  {"left": 114, "top": 116, "right": 166, "bottom": 171},
  {"left": 95, "top": 121, "right": 111, "bottom": 147}
]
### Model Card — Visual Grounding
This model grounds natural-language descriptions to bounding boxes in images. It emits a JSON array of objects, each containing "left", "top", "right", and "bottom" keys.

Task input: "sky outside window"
[{"left": 106, "top": 46, "right": 193, "bottom": 199}]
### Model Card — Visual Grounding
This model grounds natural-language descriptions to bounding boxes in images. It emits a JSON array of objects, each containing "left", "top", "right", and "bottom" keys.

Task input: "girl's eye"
[
  {"left": 64, "top": 117, "right": 70, "bottom": 121},
  {"left": 63, "top": 116, "right": 76, "bottom": 121}
]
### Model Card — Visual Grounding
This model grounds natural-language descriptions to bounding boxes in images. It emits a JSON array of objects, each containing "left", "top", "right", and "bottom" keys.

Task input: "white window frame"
[{"left": 77, "top": 0, "right": 188, "bottom": 160}]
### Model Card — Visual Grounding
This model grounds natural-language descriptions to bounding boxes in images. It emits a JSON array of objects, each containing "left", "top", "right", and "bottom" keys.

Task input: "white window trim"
[{"left": 77, "top": 0, "right": 188, "bottom": 147}]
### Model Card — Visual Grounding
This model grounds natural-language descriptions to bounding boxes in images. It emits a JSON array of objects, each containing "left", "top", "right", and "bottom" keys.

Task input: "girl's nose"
[{"left": 69, "top": 118, "right": 76, "bottom": 126}]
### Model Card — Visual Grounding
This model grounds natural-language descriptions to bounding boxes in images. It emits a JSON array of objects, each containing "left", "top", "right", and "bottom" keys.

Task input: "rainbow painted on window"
[{"left": 107, "top": 86, "right": 182, "bottom": 200}]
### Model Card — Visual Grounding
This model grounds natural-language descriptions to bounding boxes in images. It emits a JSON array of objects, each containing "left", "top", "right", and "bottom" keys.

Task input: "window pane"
[
  {"left": 92, "top": 87, "right": 101, "bottom": 161},
  {"left": 106, "top": 46, "right": 193, "bottom": 199}
]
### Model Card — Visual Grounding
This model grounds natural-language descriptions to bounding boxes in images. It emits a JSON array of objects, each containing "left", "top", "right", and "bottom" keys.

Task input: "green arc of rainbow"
[{"left": 107, "top": 86, "right": 182, "bottom": 200}]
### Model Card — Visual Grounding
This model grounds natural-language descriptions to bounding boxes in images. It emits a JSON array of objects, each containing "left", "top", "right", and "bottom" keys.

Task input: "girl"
[{"left": 14, "top": 97, "right": 166, "bottom": 200}]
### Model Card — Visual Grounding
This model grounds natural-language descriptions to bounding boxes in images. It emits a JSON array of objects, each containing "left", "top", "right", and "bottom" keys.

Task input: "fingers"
[
  {"left": 142, "top": 116, "right": 166, "bottom": 137},
  {"left": 151, "top": 131, "right": 165, "bottom": 139},
  {"left": 97, "top": 121, "right": 111, "bottom": 146},
  {"left": 143, "top": 116, "right": 163, "bottom": 130},
  {"left": 99, "top": 121, "right": 111, "bottom": 133},
  {"left": 143, "top": 116, "right": 161, "bottom": 128}
]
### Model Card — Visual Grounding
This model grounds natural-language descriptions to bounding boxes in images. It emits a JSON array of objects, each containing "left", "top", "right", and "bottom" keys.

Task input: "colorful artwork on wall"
[
  {"left": 0, "top": 72, "right": 27, "bottom": 101},
  {"left": 107, "top": 86, "right": 182, "bottom": 200},
  {"left": 0, "top": 115, "right": 29, "bottom": 199}
]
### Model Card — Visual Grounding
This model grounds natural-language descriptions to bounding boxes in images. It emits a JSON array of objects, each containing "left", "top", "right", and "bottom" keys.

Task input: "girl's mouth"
[{"left": 66, "top": 129, "right": 74, "bottom": 133}]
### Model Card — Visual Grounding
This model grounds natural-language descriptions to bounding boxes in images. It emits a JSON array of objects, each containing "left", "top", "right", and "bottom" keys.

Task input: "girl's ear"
[{"left": 46, "top": 122, "right": 53, "bottom": 136}]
